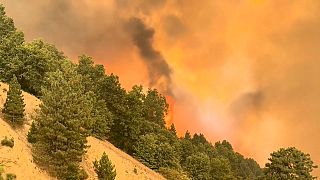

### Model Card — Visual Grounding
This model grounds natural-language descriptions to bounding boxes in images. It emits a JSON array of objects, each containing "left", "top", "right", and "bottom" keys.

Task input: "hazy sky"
[{"left": 2, "top": 0, "right": 320, "bottom": 175}]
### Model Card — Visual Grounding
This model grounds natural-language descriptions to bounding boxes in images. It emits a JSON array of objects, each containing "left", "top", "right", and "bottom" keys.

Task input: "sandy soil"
[
  {"left": 82, "top": 137, "right": 165, "bottom": 180},
  {"left": 0, "top": 83, "right": 164, "bottom": 180},
  {"left": 0, "top": 83, "right": 51, "bottom": 179}
]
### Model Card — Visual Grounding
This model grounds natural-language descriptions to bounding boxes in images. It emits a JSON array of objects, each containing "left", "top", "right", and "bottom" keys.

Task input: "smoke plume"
[{"left": 126, "top": 17, "right": 172, "bottom": 95}]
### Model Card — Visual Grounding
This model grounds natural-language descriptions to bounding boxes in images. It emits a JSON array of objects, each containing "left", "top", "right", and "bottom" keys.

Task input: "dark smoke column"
[{"left": 126, "top": 17, "right": 173, "bottom": 95}]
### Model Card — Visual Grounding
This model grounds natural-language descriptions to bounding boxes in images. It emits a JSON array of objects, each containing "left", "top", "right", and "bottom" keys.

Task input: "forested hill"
[{"left": 0, "top": 3, "right": 317, "bottom": 180}]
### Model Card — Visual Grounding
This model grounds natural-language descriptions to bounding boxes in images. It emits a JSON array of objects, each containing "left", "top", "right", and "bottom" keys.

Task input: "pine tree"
[
  {"left": 2, "top": 75, "right": 25, "bottom": 126},
  {"left": 0, "top": 5, "right": 25, "bottom": 83},
  {"left": 91, "top": 99, "right": 113, "bottom": 139},
  {"left": 27, "top": 121, "right": 37, "bottom": 143},
  {"left": 169, "top": 124, "right": 177, "bottom": 136},
  {"left": 31, "top": 62, "right": 93, "bottom": 179},
  {"left": 264, "top": 147, "right": 317, "bottom": 179},
  {"left": 93, "top": 152, "right": 116, "bottom": 180}
]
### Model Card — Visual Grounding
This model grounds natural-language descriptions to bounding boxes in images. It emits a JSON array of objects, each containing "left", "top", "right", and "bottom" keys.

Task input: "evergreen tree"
[
  {"left": 210, "top": 157, "right": 234, "bottom": 179},
  {"left": 264, "top": 147, "right": 317, "bottom": 180},
  {"left": 184, "top": 131, "right": 192, "bottom": 140},
  {"left": 184, "top": 153, "right": 211, "bottom": 180},
  {"left": 213, "top": 140, "right": 262, "bottom": 179},
  {"left": 134, "top": 133, "right": 181, "bottom": 170},
  {"left": 169, "top": 124, "right": 177, "bottom": 136},
  {"left": 27, "top": 121, "right": 37, "bottom": 143},
  {"left": 0, "top": 5, "right": 16, "bottom": 38},
  {"left": 20, "top": 39, "right": 66, "bottom": 96},
  {"left": 108, "top": 85, "right": 144, "bottom": 153},
  {"left": 76, "top": 55, "right": 113, "bottom": 139},
  {"left": 0, "top": 5, "right": 25, "bottom": 82},
  {"left": 76, "top": 55, "right": 105, "bottom": 94},
  {"left": 91, "top": 99, "right": 113, "bottom": 139},
  {"left": 158, "top": 167, "right": 190, "bottom": 180},
  {"left": 93, "top": 152, "right": 116, "bottom": 180},
  {"left": 31, "top": 62, "right": 93, "bottom": 179},
  {"left": 0, "top": 164, "right": 3, "bottom": 180},
  {"left": 143, "top": 89, "right": 168, "bottom": 127},
  {"left": 98, "top": 74, "right": 128, "bottom": 149},
  {"left": 2, "top": 75, "right": 25, "bottom": 126}
]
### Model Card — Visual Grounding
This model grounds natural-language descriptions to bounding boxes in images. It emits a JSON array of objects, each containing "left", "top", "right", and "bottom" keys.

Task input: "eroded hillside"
[{"left": 0, "top": 83, "right": 164, "bottom": 180}]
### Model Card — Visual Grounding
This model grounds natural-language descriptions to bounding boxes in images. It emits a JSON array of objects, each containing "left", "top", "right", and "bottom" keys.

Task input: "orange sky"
[{"left": 2, "top": 0, "right": 320, "bottom": 175}]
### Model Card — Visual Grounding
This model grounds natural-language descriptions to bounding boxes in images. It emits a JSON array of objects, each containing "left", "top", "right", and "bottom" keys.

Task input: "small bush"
[
  {"left": 1, "top": 137, "right": 14, "bottom": 148},
  {"left": 0, "top": 164, "right": 4, "bottom": 180},
  {"left": 27, "top": 121, "right": 37, "bottom": 143},
  {"left": 93, "top": 152, "right": 116, "bottom": 180},
  {"left": 158, "top": 167, "right": 190, "bottom": 180},
  {"left": 79, "top": 169, "right": 88, "bottom": 180},
  {"left": 133, "top": 168, "right": 138, "bottom": 174},
  {"left": 6, "top": 173, "right": 16, "bottom": 180}
]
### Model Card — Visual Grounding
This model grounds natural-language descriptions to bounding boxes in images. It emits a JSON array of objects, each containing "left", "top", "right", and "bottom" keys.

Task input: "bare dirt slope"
[
  {"left": 0, "top": 82, "right": 164, "bottom": 180},
  {"left": 0, "top": 83, "right": 51, "bottom": 179},
  {"left": 83, "top": 137, "right": 164, "bottom": 180}
]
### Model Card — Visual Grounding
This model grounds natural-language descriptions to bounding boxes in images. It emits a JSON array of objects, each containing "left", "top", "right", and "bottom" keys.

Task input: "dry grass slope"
[{"left": 0, "top": 83, "right": 165, "bottom": 180}]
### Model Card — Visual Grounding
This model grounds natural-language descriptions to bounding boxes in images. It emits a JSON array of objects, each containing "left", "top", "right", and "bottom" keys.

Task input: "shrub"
[
  {"left": 158, "top": 167, "right": 190, "bottom": 180},
  {"left": 6, "top": 173, "right": 16, "bottom": 180},
  {"left": 93, "top": 152, "right": 116, "bottom": 180},
  {"left": 133, "top": 168, "right": 138, "bottom": 174},
  {"left": 27, "top": 121, "right": 37, "bottom": 143},
  {"left": 1, "top": 137, "right": 14, "bottom": 148},
  {"left": 79, "top": 169, "right": 88, "bottom": 180},
  {"left": 0, "top": 164, "right": 4, "bottom": 180}
]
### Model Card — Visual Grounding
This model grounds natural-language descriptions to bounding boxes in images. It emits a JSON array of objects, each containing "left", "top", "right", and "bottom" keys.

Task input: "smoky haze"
[
  {"left": 2, "top": 0, "right": 320, "bottom": 176},
  {"left": 2, "top": 0, "right": 173, "bottom": 94}
]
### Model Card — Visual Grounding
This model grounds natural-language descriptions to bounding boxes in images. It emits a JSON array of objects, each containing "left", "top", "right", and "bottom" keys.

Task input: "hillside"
[{"left": 0, "top": 83, "right": 164, "bottom": 180}]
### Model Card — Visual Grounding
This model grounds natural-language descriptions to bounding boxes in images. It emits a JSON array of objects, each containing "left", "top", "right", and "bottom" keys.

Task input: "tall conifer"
[
  {"left": 2, "top": 75, "right": 25, "bottom": 126},
  {"left": 32, "top": 62, "right": 93, "bottom": 179}
]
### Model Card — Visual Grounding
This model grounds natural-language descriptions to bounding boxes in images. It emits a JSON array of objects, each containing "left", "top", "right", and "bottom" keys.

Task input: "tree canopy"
[
  {"left": 264, "top": 147, "right": 317, "bottom": 180},
  {"left": 2, "top": 75, "right": 25, "bottom": 126},
  {"left": 31, "top": 62, "right": 93, "bottom": 179}
]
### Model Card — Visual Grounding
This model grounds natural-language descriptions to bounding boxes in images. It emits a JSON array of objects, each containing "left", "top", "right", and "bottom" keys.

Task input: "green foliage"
[
  {"left": 133, "top": 168, "right": 138, "bottom": 174},
  {"left": 134, "top": 133, "right": 181, "bottom": 170},
  {"left": 75, "top": 55, "right": 114, "bottom": 139},
  {"left": 169, "top": 124, "right": 177, "bottom": 136},
  {"left": 2, "top": 75, "right": 25, "bottom": 126},
  {"left": 31, "top": 62, "right": 92, "bottom": 179},
  {"left": 0, "top": 4, "right": 24, "bottom": 83},
  {"left": 0, "top": 163, "right": 16, "bottom": 180},
  {"left": 0, "top": 163, "right": 4, "bottom": 175},
  {"left": 0, "top": 5, "right": 66, "bottom": 96},
  {"left": 77, "top": 55, "right": 105, "bottom": 94},
  {"left": 184, "top": 153, "right": 211, "bottom": 180},
  {"left": 93, "top": 152, "right": 116, "bottom": 180},
  {"left": 5, "top": 174, "right": 16, "bottom": 180},
  {"left": 0, "top": 5, "right": 16, "bottom": 39},
  {"left": 20, "top": 39, "right": 66, "bottom": 96},
  {"left": 98, "top": 74, "right": 129, "bottom": 150},
  {"left": 107, "top": 84, "right": 170, "bottom": 154},
  {"left": 119, "top": 85, "right": 145, "bottom": 153},
  {"left": 1, "top": 136, "right": 14, "bottom": 148},
  {"left": 143, "top": 88, "right": 168, "bottom": 128},
  {"left": 158, "top": 167, "right": 190, "bottom": 180},
  {"left": 91, "top": 99, "right": 113, "bottom": 139},
  {"left": 264, "top": 147, "right": 317, "bottom": 180},
  {"left": 27, "top": 121, "right": 37, "bottom": 143},
  {"left": 214, "top": 140, "right": 262, "bottom": 179},
  {"left": 210, "top": 157, "right": 234, "bottom": 179}
]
